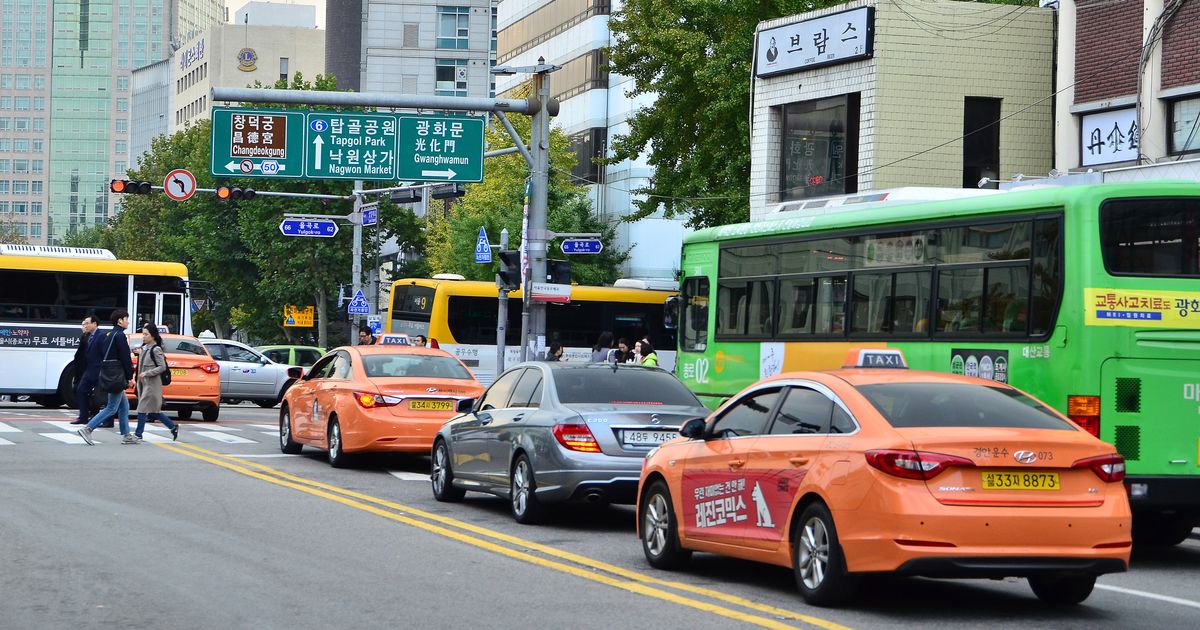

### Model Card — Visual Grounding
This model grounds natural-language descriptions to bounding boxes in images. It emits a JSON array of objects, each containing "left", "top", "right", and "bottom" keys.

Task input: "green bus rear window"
[{"left": 1101, "top": 198, "right": 1200, "bottom": 277}]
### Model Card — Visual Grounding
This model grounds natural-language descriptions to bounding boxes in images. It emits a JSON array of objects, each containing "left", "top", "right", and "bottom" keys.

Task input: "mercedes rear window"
[
  {"left": 362, "top": 354, "right": 472, "bottom": 380},
  {"left": 554, "top": 368, "right": 702, "bottom": 406},
  {"left": 857, "top": 382, "right": 1075, "bottom": 430}
]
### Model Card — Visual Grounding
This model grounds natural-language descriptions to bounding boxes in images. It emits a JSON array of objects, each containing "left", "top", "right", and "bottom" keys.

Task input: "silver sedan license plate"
[{"left": 621, "top": 429, "right": 677, "bottom": 446}]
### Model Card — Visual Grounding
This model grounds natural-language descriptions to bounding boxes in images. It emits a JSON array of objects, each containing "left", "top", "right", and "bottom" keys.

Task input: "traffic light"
[
  {"left": 215, "top": 185, "right": 257, "bottom": 201},
  {"left": 496, "top": 250, "right": 521, "bottom": 290},
  {"left": 547, "top": 259, "right": 571, "bottom": 284},
  {"left": 110, "top": 179, "right": 152, "bottom": 194},
  {"left": 390, "top": 188, "right": 422, "bottom": 204},
  {"left": 430, "top": 183, "right": 466, "bottom": 200}
]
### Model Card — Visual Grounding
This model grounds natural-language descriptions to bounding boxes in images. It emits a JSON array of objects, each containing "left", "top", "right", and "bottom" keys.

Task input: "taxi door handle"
[
  {"left": 789, "top": 457, "right": 810, "bottom": 467},
  {"left": 512, "top": 414, "right": 524, "bottom": 422},
  {"left": 728, "top": 459, "right": 746, "bottom": 469}
]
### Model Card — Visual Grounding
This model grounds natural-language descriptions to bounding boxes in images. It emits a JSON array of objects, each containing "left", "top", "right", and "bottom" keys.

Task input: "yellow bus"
[
  {"left": 0, "top": 245, "right": 192, "bottom": 406},
  {"left": 386, "top": 276, "right": 678, "bottom": 383}
]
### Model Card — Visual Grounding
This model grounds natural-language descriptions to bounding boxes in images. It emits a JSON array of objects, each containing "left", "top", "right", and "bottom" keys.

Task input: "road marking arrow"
[
  {"left": 313, "top": 135, "right": 324, "bottom": 170},
  {"left": 420, "top": 168, "right": 457, "bottom": 179}
]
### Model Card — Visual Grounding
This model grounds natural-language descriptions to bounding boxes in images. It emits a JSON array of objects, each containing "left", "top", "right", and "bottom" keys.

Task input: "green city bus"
[{"left": 672, "top": 181, "right": 1200, "bottom": 545}]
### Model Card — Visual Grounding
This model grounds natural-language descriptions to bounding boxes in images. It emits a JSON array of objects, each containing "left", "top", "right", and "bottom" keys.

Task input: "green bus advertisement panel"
[{"left": 674, "top": 182, "right": 1200, "bottom": 545}]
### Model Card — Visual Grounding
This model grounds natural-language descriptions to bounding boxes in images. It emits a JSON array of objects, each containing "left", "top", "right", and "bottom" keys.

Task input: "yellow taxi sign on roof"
[{"left": 844, "top": 348, "right": 907, "bottom": 369}]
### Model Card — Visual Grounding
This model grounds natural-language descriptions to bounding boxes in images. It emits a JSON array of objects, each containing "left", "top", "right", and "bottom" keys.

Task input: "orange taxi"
[
  {"left": 279, "top": 344, "right": 484, "bottom": 467},
  {"left": 637, "top": 349, "right": 1131, "bottom": 607},
  {"left": 126, "top": 334, "right": 222, "bottom": 421}
]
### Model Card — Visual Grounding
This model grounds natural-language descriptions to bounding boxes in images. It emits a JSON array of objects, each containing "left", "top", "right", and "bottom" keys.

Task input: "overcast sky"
[{"left": 227, "top": 0, "right": 327, "bottom": 29}]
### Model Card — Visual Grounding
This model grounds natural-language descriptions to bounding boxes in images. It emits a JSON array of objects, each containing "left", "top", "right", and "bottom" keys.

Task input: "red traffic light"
[
  {"left": 110, "top": 179, "right": 152, "bottom": 194},
  {"left": 216, "top": 186, "right": 257, "bottom": 201}
]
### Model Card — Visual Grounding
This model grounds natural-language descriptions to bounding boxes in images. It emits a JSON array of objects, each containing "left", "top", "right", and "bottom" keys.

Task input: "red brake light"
[
  {"left": 1068, "top": 395, "right": 1101, "bottom": 437},
  {"left": 552, "top": 423, "right": 600, "bottom": 453},
  {"left": 199, "top": 362, "right": 220, "bottom": 374},
  {"left": 865, "top": 449, "right": 975, "bottom": 481},
  {"left": 1072, "top": 453, "right": 1125, "bottom": 483},
  {"left": 354, "top": 392, "right": 401, "bottom": 408}
]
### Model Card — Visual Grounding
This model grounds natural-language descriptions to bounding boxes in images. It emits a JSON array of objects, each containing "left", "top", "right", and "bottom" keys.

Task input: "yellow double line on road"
[{"left": 159, "top": 441, "right": 850, "bottom": 630}]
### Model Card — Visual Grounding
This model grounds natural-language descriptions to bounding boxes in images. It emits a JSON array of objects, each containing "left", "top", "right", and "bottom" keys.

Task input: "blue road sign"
[
  {"left": 280, "top": 219, "right": 339, "bottom": 238},
  {"left": 347, "top": 290, "right": 370, "bottom": 315},
  {"left": 475, "top": 226, "right": 492, "bottom": 263},
  {"left": 561, "top": 238, "right": 604, "bottom": 255},
  {"left": 362, "top": 205, "right": 378, "bottom": 227}
]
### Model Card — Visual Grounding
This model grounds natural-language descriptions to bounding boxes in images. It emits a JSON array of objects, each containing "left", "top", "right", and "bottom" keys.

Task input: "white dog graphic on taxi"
[{"left": 751, "top": 481, "right": 775, "bottom": 528}]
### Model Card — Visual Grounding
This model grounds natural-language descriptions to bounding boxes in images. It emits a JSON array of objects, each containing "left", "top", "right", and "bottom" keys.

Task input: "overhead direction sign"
[
  {"left": 163, "top": 168, "right": 197, "bottom": 201},
  {"left": 475, "top": 226, "right": 492, "bottom": 263},
  {"left": 280, "top": 218, "right": 339, "bottom": 237},
  {"left": 211, "top": 108, "right": 306, "bottom": 178},
  {"left": 561, "top": 238, "right": 603, "bottom": 255},
  {"left": 306, "top": 112, "right": 398, "bottom": 180},
  {"left": 397, "top": 115, "right": 486, "bottom": 183},
  {"left": 347, "top": 290, "right": 370, "bottom": 315}
]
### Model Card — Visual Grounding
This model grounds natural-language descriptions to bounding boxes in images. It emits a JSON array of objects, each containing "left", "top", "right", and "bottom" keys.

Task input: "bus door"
[{"left": 135, "top": 291, "right": 185, "bottom": 333}]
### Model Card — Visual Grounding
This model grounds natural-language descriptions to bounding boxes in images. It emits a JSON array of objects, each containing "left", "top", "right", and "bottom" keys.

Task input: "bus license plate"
[
  {"left": 981, "top": 471, "right": 1060, "bottom": 491},
  {"left": 409, "top": 399, "right": 452, "bottom": 411},
  {"left": 621, "top": 430, "right": 677, "bottom": 447},
  {"left": 170, "top": 368, "right": 188, "bottom": 377}
]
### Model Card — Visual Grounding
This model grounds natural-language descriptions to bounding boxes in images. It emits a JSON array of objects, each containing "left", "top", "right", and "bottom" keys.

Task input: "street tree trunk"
[{"left": 316, "top": 287, "right": 328, "bottom": 349}]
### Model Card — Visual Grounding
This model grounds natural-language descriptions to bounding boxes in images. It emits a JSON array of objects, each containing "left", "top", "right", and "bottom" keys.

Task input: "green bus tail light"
[{"left": 1068, "top": 395, "right": 1101, "bottom": 437}]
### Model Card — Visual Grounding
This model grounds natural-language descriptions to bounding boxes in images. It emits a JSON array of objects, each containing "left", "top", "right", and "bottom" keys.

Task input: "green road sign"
[
  {"left": 397, "top": 115, "right": 485, "bottom": 183},
  {"left": 305, "top": 112, "right": 398, "bottom": 180},
  {"left": 210, "top": 107, "right": 306, "bottom": 178}
]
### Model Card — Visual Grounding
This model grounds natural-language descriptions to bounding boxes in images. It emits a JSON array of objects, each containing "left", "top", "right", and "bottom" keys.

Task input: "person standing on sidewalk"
[
  {"left": 77, "top": 309, "right": 134, "bottom": 445},
  {"left": 70, "top": 315, "right": 100, "bottom": 425},
  {"left": 130, "top": 323, "right": 179, "bottom": 443}
]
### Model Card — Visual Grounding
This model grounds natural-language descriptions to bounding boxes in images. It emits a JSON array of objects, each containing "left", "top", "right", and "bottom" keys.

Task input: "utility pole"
[
  {"left": 527, "top": 66, "right": 552, "bottom": 360},
  {"left": 496, "top": 227, "right": 509, "bottom": 374},
  {"left": 351, "top": 180, "right": 363, "bottom": 346}
]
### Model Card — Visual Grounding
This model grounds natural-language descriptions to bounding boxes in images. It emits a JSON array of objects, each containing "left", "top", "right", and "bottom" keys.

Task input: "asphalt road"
[{"left": 2, "top": 401, "right": 1198, "bottom": 629}]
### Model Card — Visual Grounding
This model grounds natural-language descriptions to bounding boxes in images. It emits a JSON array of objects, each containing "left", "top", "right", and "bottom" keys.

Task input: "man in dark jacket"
[
  {"left": 77, "top": 309, "right": 135, "bottom": 444},
  {"left": 70, "top": 315, "right": 100, "bottom": 424}
]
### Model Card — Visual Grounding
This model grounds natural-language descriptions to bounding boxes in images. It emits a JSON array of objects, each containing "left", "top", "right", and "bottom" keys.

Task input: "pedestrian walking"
[
  {"left": 636, "top": 339, "right": 659, "bottom": 367},
  {"left": 131, "top": 323, "right": 180, "bottom": 443},
  {"left": 77, "top": 309, "right": 134, "bottom": 445},
  {"left": 70, "top": 315, "right": 100, "bottom": 425},
  {"left": 590, "top": 332, "right": 615, "bottom": 363}
]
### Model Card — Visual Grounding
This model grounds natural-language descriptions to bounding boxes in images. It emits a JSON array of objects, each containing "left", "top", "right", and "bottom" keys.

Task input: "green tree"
[
  {"left": 1, "top": 216, "right": 29, "bottom": 244},
  {"left": 425, "top": 96, "right": 627, "bottom": 285}
]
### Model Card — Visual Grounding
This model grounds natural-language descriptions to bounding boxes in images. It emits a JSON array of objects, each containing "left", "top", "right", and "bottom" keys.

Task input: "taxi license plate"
[
  {"left": 409, "top": 399, "right": 453, "bottom": 411},
  {"left": 170, "top": 368, "right": 188, "bottom": 377},
  {"left": 621, "top": 429, "right": 677, "bottom": 446},
  {"left": 981, "top": 471, "right": 1060, "bottom": 491}
]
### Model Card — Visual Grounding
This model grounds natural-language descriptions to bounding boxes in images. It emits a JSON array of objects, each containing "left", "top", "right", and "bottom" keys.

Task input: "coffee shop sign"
[{"left": 180, "top": 39, "right": 205, "bottom": 70}]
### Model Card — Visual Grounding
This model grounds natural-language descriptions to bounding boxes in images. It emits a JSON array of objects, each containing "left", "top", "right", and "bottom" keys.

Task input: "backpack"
[{"left": 152, "top": 346, "right": 172, "bottom": 386}]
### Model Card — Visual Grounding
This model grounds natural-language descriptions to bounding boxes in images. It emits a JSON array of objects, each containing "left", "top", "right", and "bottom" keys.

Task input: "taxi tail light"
[
  {"left": 1067, "top": 395, "right": 1101, "bottom": 437},
  {"left": 1072, "top": 453, "right": 1126, "bottom": 483},
  {"left": 865, "top": 449, "right": 975, "bottom": 481},
  {"left": 553, "top": 423, "right": 601, "bottom": 453},
  {"left": 199, "top": 362, "right": 220, "bottom": 374},
  {"left": 355, "top": 392, "right": 402, "bottom": 409}
]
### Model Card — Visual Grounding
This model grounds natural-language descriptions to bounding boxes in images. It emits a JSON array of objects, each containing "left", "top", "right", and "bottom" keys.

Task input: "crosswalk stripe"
[
  {"left": 0, "top": 436, "right": 13, "bottom": 445},
  {"left": 198, "top": 425, "right": 243, "bottom": 432},
  {"left": 40, "top": 433, "right": 98, "bottom": 445},
  {"left": 139, "top": 433, "right": 171, "bottom": 443},
  {"left": 247, "top": 424, "right": 279, "bottom": 431},
  {"left": 388, "top": 471, "right": 430, "bottom": 481},
  {"left": 44, "top": 420, "right": 81, "bottom": 432},
  {"left": 0, "top": 421, "right": 20, "bottom": 432},
  {"left": 192, "top": 431, "right": 255, "bottom": 444}
]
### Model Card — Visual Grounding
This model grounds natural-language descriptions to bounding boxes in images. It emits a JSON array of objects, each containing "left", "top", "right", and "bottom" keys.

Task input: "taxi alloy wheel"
[
  {"left": 510, "top": 455, "right": 546, "bottom": 524},
  {"left": 640, "top": 481, "right": 691, "bottom": 570},
  {"left": 431, "top": 439, "right": 465, "bottom": 502},
  {"left": 1028, "top": 574, "right": 1097, "bottom": 605},
  {"left": 793, "top": 503, "right": 856, "bottom": 607},
  {"left": 327, "top": 418, "right": 348, "bottom": 468},
  {"left": 279, "top": 406, "right": 302, "bottom": 455}
]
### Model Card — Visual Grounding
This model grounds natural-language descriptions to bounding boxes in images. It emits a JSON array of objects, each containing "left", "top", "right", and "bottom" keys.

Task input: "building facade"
[
  {"left": 1053, "top": 0, "right": 1200, "bottom": 180},
  {"left": 233, "top": 1, "right": 316, "bottom": 28},
  {"left": 496, "top": 0, "right": 685, "bottom": 279},
  {"left": 750, "top": 0, "right": 1055, "bottom": 220}
]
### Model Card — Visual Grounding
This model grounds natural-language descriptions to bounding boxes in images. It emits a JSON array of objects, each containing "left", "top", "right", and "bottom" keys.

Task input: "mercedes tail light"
[
  {"left": 553, "top": 423, "right": 600, "bottom": 453},
  {"left": 1068, "top": 395, "right": 1101, "bottom": 437},
  {"left": 199, "top": 362, "right": 220, "bottom": 374},
  {"left": 1072, "top": 453, "right": 1126, "bottom": 483},
  {"left": 865, "top": 449, "right": 975, "bottom": 481},
  {"left": 355, "top": 392, "right": 402, "bottom": 409}
]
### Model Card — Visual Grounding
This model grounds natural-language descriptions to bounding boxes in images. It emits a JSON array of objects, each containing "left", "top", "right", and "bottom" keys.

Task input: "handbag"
[
  {"left": 97, "top": 332, "right": 127, "bottom": 394},
  {"left": 154, "top": 347, "right": 172, "bottom": 386}
]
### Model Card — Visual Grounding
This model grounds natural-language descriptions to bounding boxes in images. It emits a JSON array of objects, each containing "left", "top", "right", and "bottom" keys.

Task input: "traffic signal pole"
[{"left": 351, "top": 180, "right": 364, "bottom": 346}]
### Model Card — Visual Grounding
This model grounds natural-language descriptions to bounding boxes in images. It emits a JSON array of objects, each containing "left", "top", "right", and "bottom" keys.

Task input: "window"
[
  {"left": 115, "top": 141, "right": 127, "bottom": 154},
  {"left": 0, "top": 160, "right": 8, "bottom": 173},
  {"left": 34, "top": 75, "right": 45, "bottom": 90},
  {"left": 963, "top": 97, "right": 1002, "bottom": 189},
  {"left": 116, "top": 119, "right": 127, "bottom": 133},
  {"left": 117, "top": 76, "right": 129, "bottom": 91},
  {"left": 117, "top": 98, "right": 128, "bottom": 112},
  {"left": 680, "top": 277, "right": 709, "bottom": 352},
  {"left": 279, "top": 57, "right": 289, "bottom": 82},
  {"left": 14, "top": 96, "right": 30, "bottom": 110},
  {"left": 0, "top": 139, "right": 8, "bottom": 151},
  {"left": 1101, "top": 198, "right": 1200, "bottom": 277},
  {"left": 1169, "top": 97, "right": 1200, "bottom": 155},
  {"left": 31, "top": 118, "right": 43, "bottom": 131},
  {"left": 553, "top": 369, "right": 700, "bottom": 405},
  {"left": 936, "top": 268, "right": 983, "bottom": 333},
  {"left": 32, "top": 139, "right": 43, "bottom": 152},
  {"left": 437, "top": 6, "right": 471, "bottom": 49},
  {"left": 859, "top": 382, "right": 1075, "bottom": 430},
  {"left": 30, "top": 223, "right": 40, "bottom": 238},
  {"left": 0, "top": 75, "right": 10, "bottom": 89},
  {"left": 480, "top": 368, "right": 524, "bottom": 410},
  {"left": 32, "top": 97, "right": 43, "bottom": 110},
  {"left": 435, "top": 58, "right": 468, "bottom": 97},
  {"left": 361, "top": 354, "right": 473, "bottom": 379},
  {"left": 30, "top": 160, "right": 41, "bottom": 174},
  {"left": 12, "top": 202, "right": 26, "bottom": 214},
  {"left": 0, "top": 118, "right": 8, "bottom": 131},
  {"left": 0, "top": 271, "right": 128, "bottom": 322},
  {"left": 15, "top": 74, "right": 30, "bottom": 89},
  {"left": 13, "top": 181, "right": 28, "bottom": 195},
  {"left": 716, "top": 279, "right": 774, "bottom": 337},
  {"left": 30, "top": 181, "right": 42, "bottom": 194},
  {"left": 0, "top": 202, "right": 7, "bottom": 213},
  {"left": 30, "top": 202, "right": 41, "bottom": 215},
  {"left": 0, "top": 182, "right": 8, "bottom": 194},
  {"left": 0, "top": 97, "right": 11, "bottom": 109},
  {"left": 769, "top": 387, "right": 833, "bottom": 435},
  {"left": 508, "top": 368, "right": 544, "bottom": 408},
  {"left": 711, "top": 388, "right": 781, "bottom": 438},
  {"left": 780, "top": 93, "right": 859, "bottom": 201},
  {"left": 225, "top": 345, "right": 261, "bottom": 363},
  {"left": 13, "top": 139, "right": 28, "bottom": 152},
  {"left": 13, "top": 160, "right": 28, "bottom": 173}
]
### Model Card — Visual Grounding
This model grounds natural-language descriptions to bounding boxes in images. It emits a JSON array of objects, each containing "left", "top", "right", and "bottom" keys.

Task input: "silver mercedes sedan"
[{"left": 431, "top": 362, "right": 709, "bottom": 524}]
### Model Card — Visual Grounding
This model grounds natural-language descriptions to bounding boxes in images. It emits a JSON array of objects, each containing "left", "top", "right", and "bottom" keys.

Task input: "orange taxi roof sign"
[{"left": 843, "top": 348, "right": 907, "bottom": 369}]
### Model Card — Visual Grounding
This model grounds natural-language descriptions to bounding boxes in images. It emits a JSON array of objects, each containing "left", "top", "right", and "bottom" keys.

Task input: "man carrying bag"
[{"left": 77, "top": 309, "right": 135, "bottom": 445}]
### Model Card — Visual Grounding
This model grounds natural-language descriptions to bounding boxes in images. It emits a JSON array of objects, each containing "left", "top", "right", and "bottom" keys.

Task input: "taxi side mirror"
[
  {"left": 286, "top": 367, "right": 303, "bottom": 379},
  {"left": 679, "top": 417, "right": 706, "bottom": 440},
  {"left": 456, "top": 398, "right": 476, "bottom": 414}
]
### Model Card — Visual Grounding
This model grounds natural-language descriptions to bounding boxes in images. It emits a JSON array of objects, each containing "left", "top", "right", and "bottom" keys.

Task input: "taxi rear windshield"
[
  {"left": 554, "top": 368, "right": 702, "bottom": 406},
  {"left": 857, "top": 383, "right": 1075, "bottom": 430},
  {"left": 363, "top": 355, "right": 472, "bottom": 380}
]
